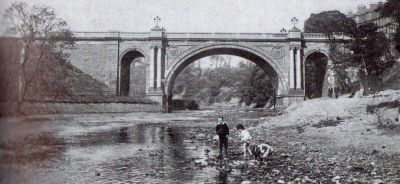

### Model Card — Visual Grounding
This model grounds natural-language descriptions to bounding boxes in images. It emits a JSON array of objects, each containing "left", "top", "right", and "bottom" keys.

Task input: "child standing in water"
[{"left": 215, "top": 117, "right": 229, "bottom": 158}]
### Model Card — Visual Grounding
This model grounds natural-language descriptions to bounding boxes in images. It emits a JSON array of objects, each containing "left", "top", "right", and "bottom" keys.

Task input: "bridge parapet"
[
  {"left": 73, "top": 31, "right": 291, "bottom": 41},
  {"left": 303, "top": 33, "right": 328, "bottom": 39},
  {"left": 165, "top": 32, "right": 287, "bottom": 40},
  {"left": 73, "top": 32, "right": 150, "bottom": 40},
  {"left": 72, "top": 31, "right": 346, "bottom": 42}
]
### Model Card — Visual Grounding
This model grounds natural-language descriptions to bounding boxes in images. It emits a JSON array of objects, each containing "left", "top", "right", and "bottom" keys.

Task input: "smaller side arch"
[
  {"left": 303, "top": 50, "right": 332, "bottom": 99},
  {"left": 118, "top": 49, "right": 148, "bottom": 96},
  {"left": 303, "top": 49, "right": 330, "bottom": 60},
  {"left": 119, "top": 47, "right": 150, "bottom": 64}
]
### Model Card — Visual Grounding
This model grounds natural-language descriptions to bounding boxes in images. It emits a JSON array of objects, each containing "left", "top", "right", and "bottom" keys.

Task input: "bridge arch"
[
  {"left": 164, "top": 43, "right": 286, "bottom": 100},
  {"left": 119, "top": 49, "right": 148, "bottom": 96},
  {"left": 303, "top": 50, "right": 332, "bottom": 98}
]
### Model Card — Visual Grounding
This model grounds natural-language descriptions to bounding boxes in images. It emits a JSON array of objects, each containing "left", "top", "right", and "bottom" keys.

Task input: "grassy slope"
[{"left": 0, "top": 37, "right": 154, "bottom": 104}]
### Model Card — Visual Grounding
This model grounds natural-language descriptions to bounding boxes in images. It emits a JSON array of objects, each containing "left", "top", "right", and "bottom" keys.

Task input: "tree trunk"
[
  {"left": 16, "top": 41, "right": 27, "bottom": 115},
  {"left": 15, "top": 65, "right": 26, "bottom": 115}
]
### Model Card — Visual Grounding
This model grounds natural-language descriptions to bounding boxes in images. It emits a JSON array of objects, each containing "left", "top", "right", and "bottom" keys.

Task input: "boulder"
[{"left": 377, "top": 107, "right": 400, "bottom": 128}]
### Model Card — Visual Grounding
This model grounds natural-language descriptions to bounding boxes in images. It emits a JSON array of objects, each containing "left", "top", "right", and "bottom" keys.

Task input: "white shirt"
[{"left": 239, "top": 129, "right": 252, "bottom": 142}]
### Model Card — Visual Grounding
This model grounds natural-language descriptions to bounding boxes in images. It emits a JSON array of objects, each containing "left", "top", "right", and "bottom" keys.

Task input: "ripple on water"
[{"left": 1, "top": 122, "right": 234, "bottom": 183}]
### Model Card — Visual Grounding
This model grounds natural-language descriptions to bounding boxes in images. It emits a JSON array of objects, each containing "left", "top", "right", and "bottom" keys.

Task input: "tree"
[
  {"left": 351, "top": 23, "right": 393, "bottom": 77},
  {"left": 238, "top": 64, "right": 276, "bottom": 108},
  {"left": 304, "top": 11, "right": 356, "bottom": 62},
  {"left": 304, "top": 11, "right": 357, "bottom": 94},
  {"left": 3, "top": 2, "right": 74, "bottom": 114},
  {"left": 377, "top": 0, "right": 400, "bottom": 53}
]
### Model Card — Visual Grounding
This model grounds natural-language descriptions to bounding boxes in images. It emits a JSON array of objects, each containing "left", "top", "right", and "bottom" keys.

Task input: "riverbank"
[
  {"left": 0, "top": 101, "right": 163, "bottom": 116},
  {"left": 1, "top": 91, "right": 399, "bottom": 183},
  {"left": 232, "top": 89, "right": 400, "bottom": 183}
]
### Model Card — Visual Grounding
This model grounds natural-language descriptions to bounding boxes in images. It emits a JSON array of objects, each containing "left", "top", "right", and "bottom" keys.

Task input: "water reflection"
[
  {"left": 0, "top": 121, "right": 224, "bottom": 183},
  {"left": 117, "top": 127, "right": 128, "bottom": 143},
  {"left": 217, "top": 169, "right": 228, "bottom": 184}
]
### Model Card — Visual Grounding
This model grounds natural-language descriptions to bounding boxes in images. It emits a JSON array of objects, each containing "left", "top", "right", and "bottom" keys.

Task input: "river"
[{"left": 0, "top": 110, "right": 272, "bottom": 183}]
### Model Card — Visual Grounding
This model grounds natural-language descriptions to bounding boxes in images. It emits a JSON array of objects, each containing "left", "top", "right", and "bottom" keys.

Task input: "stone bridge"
[{"left": 68, "top": 26, "right": 335, "bottom": 111}]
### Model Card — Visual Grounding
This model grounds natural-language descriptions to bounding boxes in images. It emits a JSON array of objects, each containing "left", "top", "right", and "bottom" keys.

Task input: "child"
[
  {"left": 216, "top": 117, "right": 229, "bottom": 157},
  {"left": 237, "top": 124, "right": 252, "bottom": 157}
]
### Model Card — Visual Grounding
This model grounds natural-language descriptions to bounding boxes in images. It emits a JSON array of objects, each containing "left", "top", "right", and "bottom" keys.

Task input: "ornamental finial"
[
  {"left": 291, "top": 17, "right": 299, "bottom": 28},
  {"left": 153, "top": 16, "right": 161, "bottom": 27}
]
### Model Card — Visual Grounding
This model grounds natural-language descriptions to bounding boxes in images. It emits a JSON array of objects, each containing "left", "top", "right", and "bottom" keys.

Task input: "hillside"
[{"left": 0, "top": 37, "right": 152, "bottom": 104}]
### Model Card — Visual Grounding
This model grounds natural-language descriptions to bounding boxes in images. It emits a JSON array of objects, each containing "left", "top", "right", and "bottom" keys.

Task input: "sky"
[{"left": 0, "top": 0, "right": 382, "bottom": 33}]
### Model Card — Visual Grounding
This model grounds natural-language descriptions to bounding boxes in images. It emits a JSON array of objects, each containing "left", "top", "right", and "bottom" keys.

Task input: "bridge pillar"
[
  {"left": 287, "top": 27, "right": 305, "bottom": 103},
  {"left": 149, "top": 47, "right": 156, "bottom": 90},
  {"left": 146, "top": 26, "right": 166, "bottom": 107}
]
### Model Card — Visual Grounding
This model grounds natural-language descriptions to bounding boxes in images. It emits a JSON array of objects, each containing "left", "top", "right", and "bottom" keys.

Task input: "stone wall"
[{"left": 68, "top": 41, "right": 119, "bottom": 92}]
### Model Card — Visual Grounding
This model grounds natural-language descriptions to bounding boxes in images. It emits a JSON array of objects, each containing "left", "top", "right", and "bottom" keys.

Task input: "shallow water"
[{"left": 0, "top": 114, "right": 236, "bottom": 184}]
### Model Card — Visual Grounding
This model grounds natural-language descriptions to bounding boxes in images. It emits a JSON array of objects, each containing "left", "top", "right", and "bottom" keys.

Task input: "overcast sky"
[{"left": 0, "top": 0, "right": 382, "bottom": 33}]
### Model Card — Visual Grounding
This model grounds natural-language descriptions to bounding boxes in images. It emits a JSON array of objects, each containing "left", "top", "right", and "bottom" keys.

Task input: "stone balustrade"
[{"left": 73, "top": 31, "right": 293, "bottom": 41}]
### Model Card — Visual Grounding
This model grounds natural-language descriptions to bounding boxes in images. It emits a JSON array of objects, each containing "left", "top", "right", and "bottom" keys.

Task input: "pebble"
[
  {"left": 305, "top": 157, "right": 313, "bottom": 162},
  {"left": 277, "top": 179, "right": 285, "bottom": 183},
  {"left": 272, "top": 169, "right": 281, "bottom": 175},
  {"left": 373, "top": 179, "right": 384, "bottom": 184},
  {"left": 331, "top": 176, "right": 341, "bottom": 182}
]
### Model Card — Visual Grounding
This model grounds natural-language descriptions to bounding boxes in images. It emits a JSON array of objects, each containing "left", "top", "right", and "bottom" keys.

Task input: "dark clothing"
[
  {"left": 219, "top": 135, "right": 228, "bottom": 155},
  {"left": 216, "top": 123, "right": 229, "bottom": 156},
  {"left": 216, "top": 123, "right": 229, "bottom": 137}
]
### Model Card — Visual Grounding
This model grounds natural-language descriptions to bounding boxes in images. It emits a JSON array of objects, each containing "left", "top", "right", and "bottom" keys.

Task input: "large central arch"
[{"left": 164, "top": 43, "right": 286, "bottom": 106}]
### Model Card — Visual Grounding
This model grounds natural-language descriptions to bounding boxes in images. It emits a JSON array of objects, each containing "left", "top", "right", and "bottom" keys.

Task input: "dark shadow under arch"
[
  {"left": 304, "top": 52, "right": 329, "bottom": 99},
  {"left": 120, "top": 50, "right": 145, "bottom": 96}
]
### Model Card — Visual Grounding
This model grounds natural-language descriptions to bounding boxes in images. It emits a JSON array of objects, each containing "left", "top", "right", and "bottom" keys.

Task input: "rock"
[
  {"left": 376, "top": 108, "right": 400, "bottom": 128},
  {"left": 280, "top": 153, "right": 292, "bottom": 158},
  {"left": 331, "top": 176, "right": 341, "bottom": 183},
  {"left": 197, "top": 133, "right": 206, "bottom": 140},
  {"left": 371, "top": 149, "right": 379, "bottom": 155},
  {"left": 277, "top": 179, "right": 285, "bottom": 183},
  {"left": 303, "top": 176, "right": 313, "bottom": 182},
  {"left": 212, "top": 135, "right": 219, "bottom": 142},
  {"left": 305, "top": 157, "right": 313, "bottom": 162},
  {"left": 241, "top": 181, "right": 251, "bottom": 184},
  {"left": 373, "top": 179, "right": 384, "bottom": 184},
  {"left": 95, "top": 172, "right": 100, "bottom": 176},
  {"left": 272, "top": 169, "right": 280, "bottom": 173}
]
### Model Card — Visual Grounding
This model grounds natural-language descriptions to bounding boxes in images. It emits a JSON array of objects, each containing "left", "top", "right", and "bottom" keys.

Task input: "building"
[{"left": 347, "top": 2, "right": 397, "bottom": 38}]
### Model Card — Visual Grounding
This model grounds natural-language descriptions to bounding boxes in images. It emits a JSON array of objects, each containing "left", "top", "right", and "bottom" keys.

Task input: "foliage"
[
  {"left": 304, "top": 11, "right": 356, "bottom": 65},
  {"left": 377, "top": 0, "right": 400, "bottom": 53},
  {"left": 351, "top": 23, "right": 393, "bottom": 77},
  {"left": 238, "top": 65, "right": 276, "bottom": 108},
  {"left": 304, "top": 11, "right": 358, "bottom": 95},
  {"left": 173, "top": 58, "right": 276, "bottom": 107},
  {"left": 3, "top": 2, "right": 74, "bottom": 114},
  {"left": 304, "top": 10, "right": 357, "bottom": 38}
]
